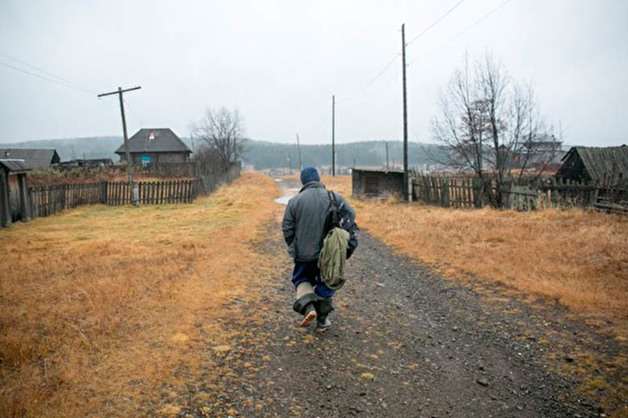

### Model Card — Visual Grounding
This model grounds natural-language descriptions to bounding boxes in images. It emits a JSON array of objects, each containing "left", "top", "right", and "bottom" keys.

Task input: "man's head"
[{"left": 300, "top": 167, "right": 320, "bottom": 185}]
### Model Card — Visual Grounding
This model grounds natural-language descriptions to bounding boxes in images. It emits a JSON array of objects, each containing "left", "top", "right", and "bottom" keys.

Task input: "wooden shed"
[
  {"left": 0, "top": 159, "right": 32, "bottom": 227},
  {"left": 556, "top": 146, "right": 628, "bottom": 184},
  {"left": 0, "top": 148, "right": 60, "bottom": 169},
  {"left": 352, "top": 168, "right": 405, "bottom": 198}
]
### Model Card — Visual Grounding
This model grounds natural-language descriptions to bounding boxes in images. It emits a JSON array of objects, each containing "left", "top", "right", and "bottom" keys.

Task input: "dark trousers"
[{"left": 292, "top": 260, "right": 335, "bottom": 299}]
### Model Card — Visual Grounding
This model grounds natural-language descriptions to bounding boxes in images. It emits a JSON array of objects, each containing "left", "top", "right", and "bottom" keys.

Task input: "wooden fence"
[
  {"left": 412, "top": 174, "right": 627, "bottom": 213},
  {"left": 28, "top": 179, "right": 201, "bottom": 219},
  {"left": 105, "top": 179, "right": 201, "bottom": 206},
  {"left": 29, "top": 183, "right": 103, "bottom": 218},
  {"left": 412, "top": 176, "right": 490, "bottom": 209},
  {"left": 504, "top": 178, "right": 600, "bottom": 211}
]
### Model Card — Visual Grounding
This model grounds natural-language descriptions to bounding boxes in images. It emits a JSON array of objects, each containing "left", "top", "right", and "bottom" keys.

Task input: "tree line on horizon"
[{"left": 0, "top": 136, "right": 446, "bottom": 171}]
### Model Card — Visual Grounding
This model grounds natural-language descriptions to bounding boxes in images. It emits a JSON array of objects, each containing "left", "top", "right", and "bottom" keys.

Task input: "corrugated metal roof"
[
  {"left": 115, "top": 128, "right": 191, "bottom": 154},
  {"left": 0, "top": 158, "right": 32, "bottom": 172},
  {"left": 0, "top": 148, "right": 60, "bottom": 169},
  {"left": 353, "top": 167, "right": 405, "bottom": 174},
  {"left": 564, "top": 146, "right": 628, "bottom": 181}
]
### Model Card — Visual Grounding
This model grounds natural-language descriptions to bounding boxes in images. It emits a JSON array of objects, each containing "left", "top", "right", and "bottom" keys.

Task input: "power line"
[
  {"left": 409, "top": 0, "right": 515, "bottom": 65},
  {"left": 336, "top": 53, "right": 400, "bottom": 104},
  {"left": 337, "top": 0, "right": 465, "bottom": 105},
  {"left": 0, "top": 59, "right": 95, "bottom": 95},
  {"left": 0, "top": 50, "right": 96, "bottom": 94},
  {"left": 406, "top": 0, "right": 466, "bottom": 46},
  {"left": 123, "top": 98, "right": 144, "bottom": 125}
]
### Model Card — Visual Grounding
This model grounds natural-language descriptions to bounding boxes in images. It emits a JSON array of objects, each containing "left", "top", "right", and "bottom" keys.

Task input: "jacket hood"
[{"left": 299, "top": 181, "right": 325, "bottom": 193}]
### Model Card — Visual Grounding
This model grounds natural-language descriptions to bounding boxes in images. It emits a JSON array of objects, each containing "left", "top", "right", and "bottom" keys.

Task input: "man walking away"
[{"left": 281, "top": 167, "right": 358, "bottom": 332}]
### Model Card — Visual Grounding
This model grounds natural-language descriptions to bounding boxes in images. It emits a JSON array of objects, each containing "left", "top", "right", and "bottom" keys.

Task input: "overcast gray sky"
[{"left": 1, "top": 0, "right": 626, "bottom": 146}]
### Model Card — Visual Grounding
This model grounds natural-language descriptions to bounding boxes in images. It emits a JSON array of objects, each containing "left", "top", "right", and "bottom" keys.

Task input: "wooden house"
[
  {"left": 352, "top": 167, "right": 405, "bottom": 198},
  {"left": 0, "top": 159, "right": 32, "bottom": 227},
  {"left": 556, "top": 146, "right": 628, "bottom": 184},
  {"left": 115, "top": 128, "right": 191, "bottom": 166},
  {"left": 0, "top": 148, "right": 60, "bottom": 169}
]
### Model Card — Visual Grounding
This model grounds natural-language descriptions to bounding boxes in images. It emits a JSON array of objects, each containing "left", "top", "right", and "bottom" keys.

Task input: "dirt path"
[
  {"left": 174, "top": 229, "right": 610, "bottom": 417},
  {"left": 237, "top": 229, "right": 605, "bottom": 417},
  {"left": 161, "top": 181, "right": 622, "bottom": 417}
]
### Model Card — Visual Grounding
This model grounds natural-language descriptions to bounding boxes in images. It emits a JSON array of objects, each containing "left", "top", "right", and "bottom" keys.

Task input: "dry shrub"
[
  {"left": 323, "top": 175, "right": 628, "bottom": 339},
  {"left": 0, "top": 172, "right": 282, "bottom": 417}
]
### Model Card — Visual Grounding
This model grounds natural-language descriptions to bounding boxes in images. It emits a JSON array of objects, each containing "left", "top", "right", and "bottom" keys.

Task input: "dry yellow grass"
[
  {"left": 322, "top": 175, "right": 628, "bottom": 339},
  {"left": 0, "top": 172, "right": 283, "bottom": 417}
]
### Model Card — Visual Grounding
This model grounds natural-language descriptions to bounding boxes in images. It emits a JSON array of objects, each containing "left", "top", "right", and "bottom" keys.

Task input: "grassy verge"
[
  {"left": 322, "top": 175, "right": 628, "bottom": 340},
  {"left": 0, "top": 172, "right": 283, "bottom": 417}
]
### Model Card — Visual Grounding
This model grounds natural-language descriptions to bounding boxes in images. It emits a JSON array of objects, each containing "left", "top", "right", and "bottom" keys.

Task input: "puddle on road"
[{"left": 273, "top": 178, "right": 299, "bottom": 206}]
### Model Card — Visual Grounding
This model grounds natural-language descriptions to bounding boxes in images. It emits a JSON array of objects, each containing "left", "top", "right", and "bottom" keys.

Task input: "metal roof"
[
  {"left": 115, "top": 128, "right": 191, "bottom": 154},
  {"left": 0, "top": 158, "right": 32, "bottom": 173},
  {"left": 0, "top": 148, "right": 60, "bottom": 169},
  {"left": 352, "top": 167, "right": 405, "bottom": 174}
]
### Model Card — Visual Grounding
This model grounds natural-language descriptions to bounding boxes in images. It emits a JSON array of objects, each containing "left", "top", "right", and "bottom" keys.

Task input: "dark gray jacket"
[{"left": 282, "top": 181, "right": 355, "bottom": 262}]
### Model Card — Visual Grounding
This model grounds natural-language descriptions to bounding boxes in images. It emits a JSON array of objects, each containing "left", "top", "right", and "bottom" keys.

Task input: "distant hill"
[
  {"left": 0, "top": 136, "right": 448, "bottom": 170},
  {"left": 244, "top": 140, "right": 448, "bottom": 170}
]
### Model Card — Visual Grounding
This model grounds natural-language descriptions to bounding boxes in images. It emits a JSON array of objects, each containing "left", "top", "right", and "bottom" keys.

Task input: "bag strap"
[{"left": 327, "top": 191, "right": 339, "bottom": 227}]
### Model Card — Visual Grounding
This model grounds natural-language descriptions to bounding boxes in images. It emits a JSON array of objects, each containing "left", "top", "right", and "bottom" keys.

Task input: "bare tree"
[
  {"left": 191, "top": 107, "right": 247, "bottom": 167},
  {"left": 431, "top": 53, "right": 559, "bottom": 207}
]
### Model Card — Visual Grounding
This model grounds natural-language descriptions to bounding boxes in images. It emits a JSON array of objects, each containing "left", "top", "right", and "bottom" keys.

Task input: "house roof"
[
  {"left": 561, "top": 146, "right": 628, "bottom": 181},
  {"left": 0, "top": 148, "right": 60, "bottom": 169},
  {"left": 0, "top": 159, "right": 32, "bottom": 173},
  {"left": 115, "top": 128, "right": 191, "bottom": 155},
  {"left": 353, "top": 167, "right": 405, "bottom": 174}
]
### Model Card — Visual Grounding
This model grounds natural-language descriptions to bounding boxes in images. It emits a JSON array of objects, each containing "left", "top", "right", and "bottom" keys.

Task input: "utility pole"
[
  {"left": 401, "top": 24, "right": 409, "bottom": 201},
  {"left": 332, "top": 95, "right": 336, "bottom": 176},
  {"left": 287, "top": 154, "right": 292, "bottom": 175},
  {"left": 296, "top": 133, "right": 302, "bottom": 170},
  {"left": 98, "top": 86, "right": 141, "bottom": 205},
  {"left": 385, "top": 141, "right": 390, "bottom": 170}
]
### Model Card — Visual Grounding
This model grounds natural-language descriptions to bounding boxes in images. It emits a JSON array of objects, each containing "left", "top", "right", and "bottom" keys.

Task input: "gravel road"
[{"left": 239, "top": 229, "right": 607, "bottom": 418}]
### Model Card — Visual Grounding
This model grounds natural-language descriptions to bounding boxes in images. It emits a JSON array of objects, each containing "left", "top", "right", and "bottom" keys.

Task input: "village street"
[{"left": 164, "top": 180, "right": 618, "bottom": 418}]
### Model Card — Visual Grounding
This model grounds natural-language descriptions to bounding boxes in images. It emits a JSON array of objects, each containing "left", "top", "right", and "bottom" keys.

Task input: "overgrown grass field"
[{"left": 0, "top": 172, "right": 284, "bottom": 416}]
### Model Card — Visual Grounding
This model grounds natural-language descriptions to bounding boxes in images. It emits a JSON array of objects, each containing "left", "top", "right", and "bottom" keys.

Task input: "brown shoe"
[{"left": 299, "top": 305, "right": 317, "bottom": 327}]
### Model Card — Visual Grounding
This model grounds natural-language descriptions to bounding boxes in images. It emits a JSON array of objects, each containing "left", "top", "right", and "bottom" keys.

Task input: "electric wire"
[
  {"left": 405, "top": 0, "right": 466, "bottom": 46},
  {"left": 0, "top": 59, "right": 95, "bottom": 95},
  {"left": 123, "top": 99, "right": 144, "bottom": 125},
  {"left": 409, "top": 0, "right": 515, "bottom": 65},
  {"left": 336, "top": 53, "right": 400, "bottom": 104},
  {"left": 0, "top": 51, "right": 97, "bottom": 94},
  {"left": 336, "top": 0, "right": 465, "bottom": 105}
]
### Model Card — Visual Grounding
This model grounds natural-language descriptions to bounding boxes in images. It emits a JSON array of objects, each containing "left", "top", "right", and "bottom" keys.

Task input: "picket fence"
[{"left": 28, "top": 179, "right": 201, "bottom": 219}]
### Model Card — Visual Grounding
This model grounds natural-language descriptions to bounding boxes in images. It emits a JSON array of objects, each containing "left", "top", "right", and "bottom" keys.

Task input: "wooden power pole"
[
  {"left": 401, "top": 24, "right": 409, "bottom": 200},
  {"left": 296, "top": 133, "right": 302, "bottom": 171},
  {"left": 98, "top": 86, "right": 141, "bottom": 205},
  {"left": 331, "top": 95, "right": 336, "bottom": 176}
]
